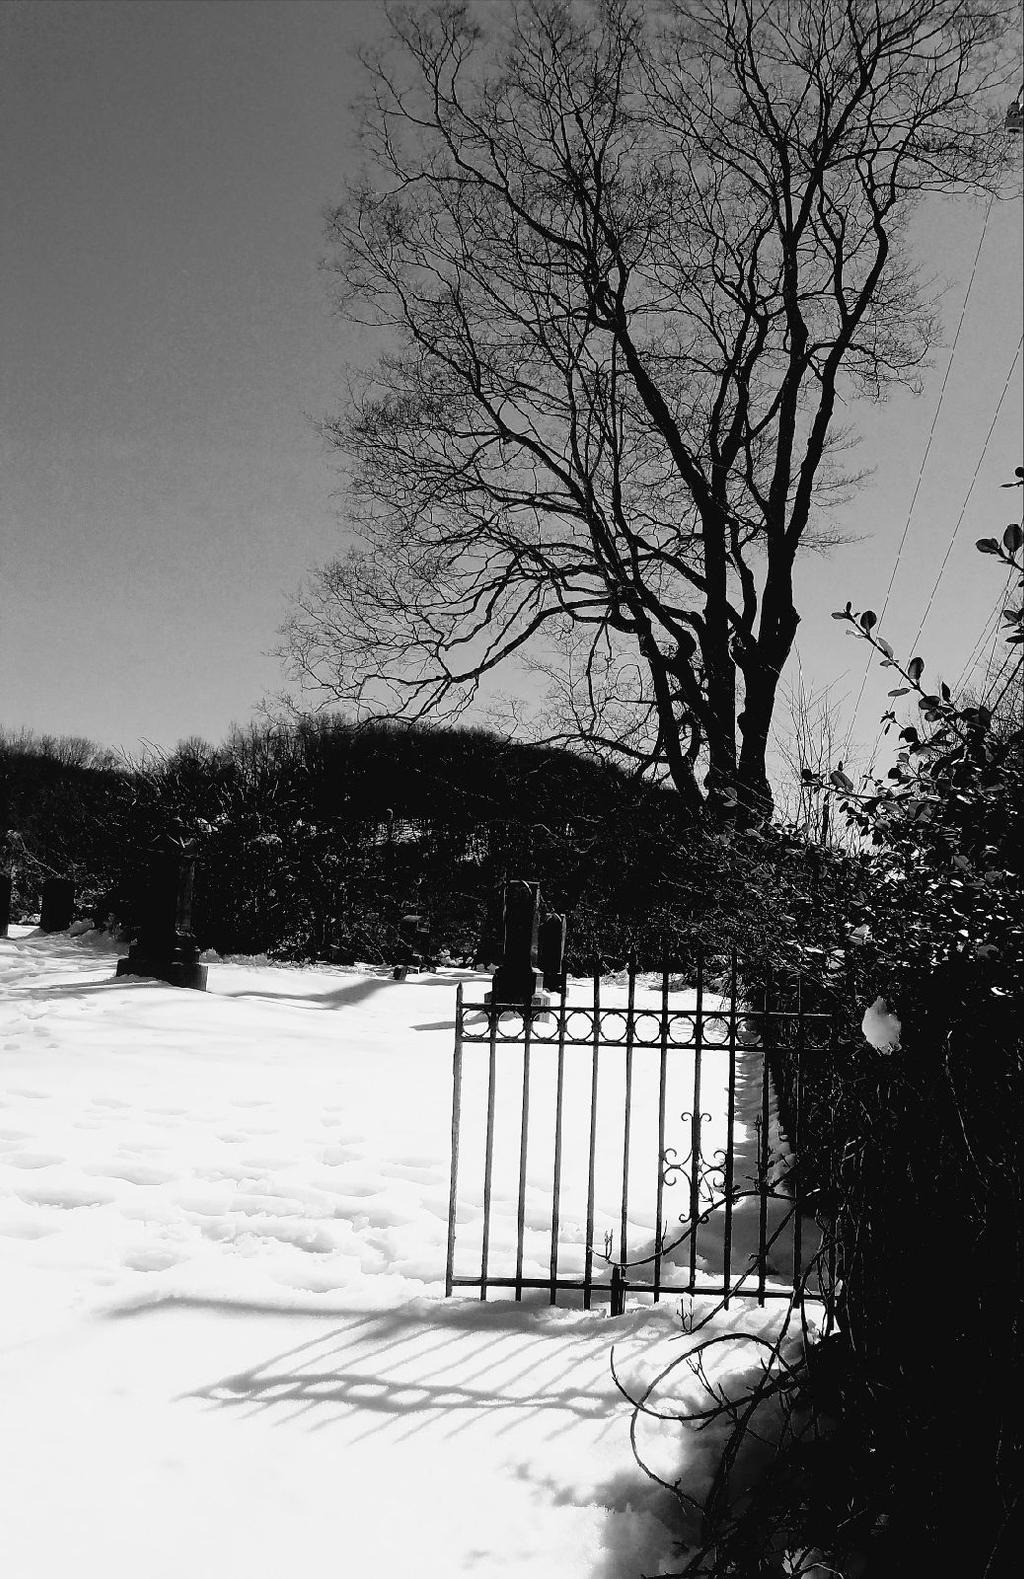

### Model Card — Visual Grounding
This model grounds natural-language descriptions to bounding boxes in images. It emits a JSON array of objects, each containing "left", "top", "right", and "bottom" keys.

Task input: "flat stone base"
[
  {"left": 116, "top": 956, "right": 208, "bottom": 991},
  {"left": 484, "top": 990, "right": 552, "bottom": 1021},
  {"left": 489, "top": 965, "right": 539, "bottom": 1004}
]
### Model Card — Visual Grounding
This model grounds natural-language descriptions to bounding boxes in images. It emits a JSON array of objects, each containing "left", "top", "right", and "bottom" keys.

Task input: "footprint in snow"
[
  {"left": 123, "top": 1247, "right": 185, "bottom": 1273},
  {"left": 231, "top": 1194, "right": 308, "bottom": 1219},
  {"left": 246, "top": 1218, "right": 340, "bottom": 1253},
  {"left": 319, "top": 1144, "right": 362, "bottom": 1165},
  {"left": 192, "top": 1165, "right": 254, "bottom": 1184},
  {"left": 0, "top": 1216, "right": 59, "bottom": 1241},
  {"left": 84, "top": 1161, "right": 176, "bottom": 1187},
  {"left": 15, "top": 1181, "right": 118, "bottom": 1209},
  {"left": 322, "top": 1179, "right": 379, "bottom": 1198},
  {"left": 379, "top": 1162, "right": 440, "bottom": 1184},
  {"left": 197, "top": 1217, "right": 237, "bottom": 1242}
]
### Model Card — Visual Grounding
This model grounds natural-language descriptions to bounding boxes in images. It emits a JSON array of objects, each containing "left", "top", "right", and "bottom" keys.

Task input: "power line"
[
  {"left": 864, "top": 332, "right": 1024, "bottom": 776},
  {"left": 989, "top": 653, "right": 1023, "bottom": 719},
  {"left": 978, "top": 592, "right": 1013, "bottom": 697},
  {"left": 847, "top": 198, "right": 995, "bottom": 749},
  {"left": 865, "top": 612, "right": 1013, "bottom": 782},
  {"left": 906, "top": 334, "right": 1023, "bottom": 659},
  {"left": 956, "top": 605, "right": 1001, "bottom": 693},
  {"left": 953, "top": 564, "right": 1016, "bottom": 695},
  {"left": 867, "top": 588, "right": 1019, "bottom": 775},
  {"left": 984, "top": 645, "right": 1015, "bottom": 697}
]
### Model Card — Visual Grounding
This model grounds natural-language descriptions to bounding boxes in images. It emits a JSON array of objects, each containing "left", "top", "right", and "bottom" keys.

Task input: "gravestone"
[
  {"left": 40, "top": 877, "right": 75, "bottom": 933},
  {"left": 538, "top": 912, "right": 567, "bottom": 995},
  {"left": 393, "top": 911, "right": 434, "bottom": 980},
  {"left": 474, "top": 883, "right": 505, "bottom": 968},
  {"left": 488, "top": 880, "right": 541, "bottom": 1005},
  {"left": 0, "top": 872, "right": 11, "bottom": 938},
  {"left": 116, "top": 835, "right": 207, "bottom": 990}
]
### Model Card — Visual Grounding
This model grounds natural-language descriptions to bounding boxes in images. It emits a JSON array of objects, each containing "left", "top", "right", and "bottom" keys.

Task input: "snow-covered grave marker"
[{"left": 0, "top": 927, "right": 822, "bottom": 1579}]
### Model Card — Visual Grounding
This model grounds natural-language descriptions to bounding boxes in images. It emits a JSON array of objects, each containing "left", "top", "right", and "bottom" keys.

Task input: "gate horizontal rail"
[{"left": 445, "top": 951, "right": 837, "bottom": 1315}]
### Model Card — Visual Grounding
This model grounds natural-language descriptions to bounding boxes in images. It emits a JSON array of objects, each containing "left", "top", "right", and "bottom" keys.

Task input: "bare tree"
[
  {"left": 281, "top": 0, "right": 1015, "bottom": 817},
  {"left": 772, "top": 671, "right": 852, "bottom": 842}
]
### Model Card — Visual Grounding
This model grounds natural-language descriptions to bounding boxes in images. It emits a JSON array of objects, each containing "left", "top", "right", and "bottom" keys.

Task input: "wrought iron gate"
[{"left": 445, "top": 953, "right": 836, "bottom": 1312}]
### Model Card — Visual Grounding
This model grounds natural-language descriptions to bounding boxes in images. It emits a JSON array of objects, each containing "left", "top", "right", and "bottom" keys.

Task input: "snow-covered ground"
[{"left": 0, "top": 929, "right": 816, "bottom": 1578}]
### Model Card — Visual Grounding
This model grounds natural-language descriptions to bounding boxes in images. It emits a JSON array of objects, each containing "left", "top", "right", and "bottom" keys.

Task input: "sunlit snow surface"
[{"left": 0, "top": 929, "right": 810, "bottom": 1579}]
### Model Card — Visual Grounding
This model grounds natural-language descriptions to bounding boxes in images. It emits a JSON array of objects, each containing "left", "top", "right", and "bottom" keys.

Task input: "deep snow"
[{"left": 0, "top": 929, "right": 814, "bottom": 1578}]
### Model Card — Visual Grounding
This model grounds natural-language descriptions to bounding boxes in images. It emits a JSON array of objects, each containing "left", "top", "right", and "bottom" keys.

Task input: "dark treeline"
[
  {"left": 0, "top": 718, "right": 786, "bottom": 965},
  {"left": 0, "top": 717, "right": 861, "bottom": 969}
]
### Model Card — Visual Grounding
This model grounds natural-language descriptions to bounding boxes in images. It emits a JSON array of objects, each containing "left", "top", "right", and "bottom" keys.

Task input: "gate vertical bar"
[
  {"left": 479, "top": 1001, "right": 499, "bottom": 1300},
  {"left": 583, "top": 959, "right": 601, "bottom": 1310},
  {"left": 826, "top": 1001, "right": 840, "bottom": 1313},
  {"left": 722, "top": 948, "right": 738, "bottom": 1309},
  {"left": 756, "top": 969, "right": 772, "bottom": 1306},
  {"left": 619, "top": 952, "right": 637, "bottom": 1271},
  {"left": 445, "top": 982, "right": 464, "bottom": 1297},
  {"left": 548, "top": 974, "right": 568, "bottom": 1304},
  {"left": 688, "top": 950, "right": 705, "bottom": 1289},
  {"left": 791, "top": 974, "right": 805, "bottom": 1292},
  {"left": 514, "top": 997, "right": 533, "bottom": 1301},
  {"left": 654, "top": 952, "right": 670, "bottom": 1302}
]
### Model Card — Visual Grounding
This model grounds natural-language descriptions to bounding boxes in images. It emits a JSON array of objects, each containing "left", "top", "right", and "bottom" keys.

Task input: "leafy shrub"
[{"left": 762, "top": 474, "right": 1024, "bottom": 1574}]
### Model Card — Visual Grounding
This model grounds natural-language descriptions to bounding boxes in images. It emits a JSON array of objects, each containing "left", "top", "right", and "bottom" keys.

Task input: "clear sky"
[{"left": 2, "top": 0, "right": 1021, "bottom": 783}]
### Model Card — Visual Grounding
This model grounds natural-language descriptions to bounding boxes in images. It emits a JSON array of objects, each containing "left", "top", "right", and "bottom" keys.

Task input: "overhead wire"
[
  {"left": 955, "top": 603, "right": 1001, "bottom": 695},
  {"left": 984, "top": 646, "right": 1015, "bottom": 697},
  {"left": 846, "top": 198, "right": 995, "bottom": 754},
  {"left": 988, "top": 654, "right": 1023, "bottom": 720},
  {"left": 977, "top": 588, "right": 1014, "bottom": 698},
  {"left": 864, "top": 331, "right": 1024, "bottom": 775},
  {"left": 905, "top": 334, "right": 1022, "bottom": 659},
  {"left": 952, "top": 563, "right": 1017, "bottom": 695}
]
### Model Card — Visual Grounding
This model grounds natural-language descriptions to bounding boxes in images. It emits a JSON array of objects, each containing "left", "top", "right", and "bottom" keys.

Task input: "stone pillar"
[
  {"left": 539, "top": 912, "right": 567, "bottom": 994},
  {"left": 40, "top": 877, "right": 75, "bottom": 933},
  {"left": 0, "top": 872, "right": 11, "bottom": 938},
  {"left": 116, "top": 835, "right": 208, "bottom": 990},
  {"left": 488, "top": 880, "right": 541, "bottom": 1005}
]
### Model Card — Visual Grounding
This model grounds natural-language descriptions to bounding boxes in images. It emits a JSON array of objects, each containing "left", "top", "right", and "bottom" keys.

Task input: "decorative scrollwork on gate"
[{"left": 661, "top": 1109, "right": 723, "bottom": 1219}]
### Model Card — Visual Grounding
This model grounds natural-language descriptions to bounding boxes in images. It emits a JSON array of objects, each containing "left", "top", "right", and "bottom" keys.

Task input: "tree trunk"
[
  {"left": 701, "top": 508, "right": 739, "bottom": 800},
  {"left": 738, "top": 576, "right": 800, "bottom": 817}
]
